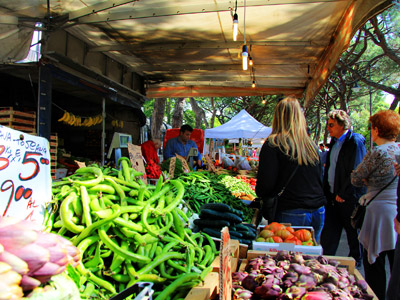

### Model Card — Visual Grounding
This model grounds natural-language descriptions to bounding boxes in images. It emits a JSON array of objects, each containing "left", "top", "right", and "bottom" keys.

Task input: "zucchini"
[
  {"left": 200, "top": 203, "right": 231, "bottom": 212},
  {"left": 201, "top": 227, "right": 222, "bottom": 239},
  {"left": 237, "top": 230, "right": 256, "bottom": 240},
  {"left": 229, "top": 230, "right": 243, "bottom": 239},
  {"left": 200, "top": 209, "right": 243, "bottom": 224},
  {"left": 235, "top": 223, "right": 251, "bottom": 232},
  {"left": 239, "top": 239, "right": 252, "bottom": 245},
  {"left": 194, "top": 218, "right": 230, "bottom": 228}
]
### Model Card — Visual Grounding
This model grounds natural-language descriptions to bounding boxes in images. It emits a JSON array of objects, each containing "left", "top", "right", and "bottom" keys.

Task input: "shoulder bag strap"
[
  {"left": 277, "top": 165, "right": 299, "bottom": 197},
  {"left": 365, "top": 175, "right": 397, "bottom": 207}
]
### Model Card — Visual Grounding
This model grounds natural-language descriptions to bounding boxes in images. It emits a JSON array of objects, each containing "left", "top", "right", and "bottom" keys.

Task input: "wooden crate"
[
  {"left": 242, "top": 251, "right": 377, "bottom": 299},
  {"left": 50, "top": 134, "right": 58, "bottom": 179},
  {"left": 210, "top": 239, "right": 240, "bottom": 273},
  {"left": 184, "top": 271, "right": 219, "bottom": 300},
  {"left": 0, "top": 107, "right": 36, "bottom": 134}
]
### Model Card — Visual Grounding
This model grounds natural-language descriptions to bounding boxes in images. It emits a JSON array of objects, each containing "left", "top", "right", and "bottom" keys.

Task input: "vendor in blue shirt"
[{"left": 163, "top": 124, "right": 202, "bottom": 167}]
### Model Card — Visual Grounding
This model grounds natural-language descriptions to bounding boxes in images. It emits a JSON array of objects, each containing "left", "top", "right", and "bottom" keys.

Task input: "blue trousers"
[{"left": 275, "top": 206, "right": 325, "bottom": 242}]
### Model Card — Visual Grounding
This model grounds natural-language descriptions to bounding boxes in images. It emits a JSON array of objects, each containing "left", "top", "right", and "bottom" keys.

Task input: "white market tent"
[{"left": 205, "top": 110, "right": 272, "bottom": 140}]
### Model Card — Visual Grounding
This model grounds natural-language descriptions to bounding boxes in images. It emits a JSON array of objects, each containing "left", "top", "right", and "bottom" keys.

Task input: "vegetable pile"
[
  {"left": 0, "top": 217, "right": 80, "bottom": 299},
  {"left": 47, "top": 158, "right": 216, "bottom": 300},
  {"left": 178, "top": 171, "right": 255, "bottom": 222},
  {"left": 161, "top": 158, "right": 185, "bottom": 177},
  {"left": 193, "top": 203, "right": 257, "bottom": 245},
  {"left": 219, "top": 175, "right": 257, "bottom": 201},
  {"left": 145, "top": 159, "right": 161, "bottom": 179},
  {"left": 256, "top": 222, "right": 315, "bottom": 246},
  {"left": 232, "top": 250, "right": 373, "bottom": 299}
]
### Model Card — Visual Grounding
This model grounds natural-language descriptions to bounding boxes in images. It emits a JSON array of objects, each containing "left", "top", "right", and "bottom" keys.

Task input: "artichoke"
[{"left": 0, "top": 217, "right": 80, "bottom": 293}]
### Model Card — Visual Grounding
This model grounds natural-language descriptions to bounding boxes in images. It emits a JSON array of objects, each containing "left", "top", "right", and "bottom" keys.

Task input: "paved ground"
[{"left": 335, "top": 230, "right": 391, "bottom": 286}]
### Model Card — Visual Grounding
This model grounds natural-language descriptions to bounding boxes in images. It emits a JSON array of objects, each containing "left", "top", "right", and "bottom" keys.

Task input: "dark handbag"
[
  {"left": 260, "top": 165, "right": 299, "bottom": 222},
  {"left": 350, "top": 176, "right": 397, "bottom": 229}
]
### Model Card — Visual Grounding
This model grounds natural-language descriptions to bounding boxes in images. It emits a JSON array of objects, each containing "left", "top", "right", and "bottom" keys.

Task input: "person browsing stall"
[
  {"left": 163, "top": 124, "right": 202, "bottom": 167},
  {"left": 351, "top": 110, "right": 400, "bottom": 300},
  {"left": 255, "top": 97, "right": 326, "bottom": 241},
  {"left": 320, "top": 110, "right": 366, "bottom": 268}
]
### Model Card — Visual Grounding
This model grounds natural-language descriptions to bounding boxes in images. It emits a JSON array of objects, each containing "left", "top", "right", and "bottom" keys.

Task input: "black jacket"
[
  {"left": 256, "top": 141, "right": 326, "bottom": 212},
  {"left": 323, "top": 130, "right": 367, "bottom": 203}
]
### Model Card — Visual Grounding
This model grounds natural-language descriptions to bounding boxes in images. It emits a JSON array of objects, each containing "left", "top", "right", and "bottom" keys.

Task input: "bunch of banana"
[
  {"left": 57, "top": 111, "right": 103, "bottom": 127},
  {"left": 111, "top": 119, "right": 124, "bottom": 128}
]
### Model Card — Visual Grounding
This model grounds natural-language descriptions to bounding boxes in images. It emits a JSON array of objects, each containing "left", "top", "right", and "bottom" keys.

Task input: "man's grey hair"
[{"left": 328, "top": 109, "right": 351, "bottom": 130}]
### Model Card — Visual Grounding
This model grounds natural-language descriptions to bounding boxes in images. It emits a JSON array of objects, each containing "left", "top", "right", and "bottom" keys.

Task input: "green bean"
[
  {"left": 72, "top": 205, "right": 121, "bottom": 246},
  {"left": 88, "top": 184, "right": 115, "bottom": 194},
  {"left": 118, "top": 157, "right": 132, "bottom": 182},
  {"left": 110, "top": 240, "right": 129, "bottom": 271},
  {"left": 77, "top": 235, "right": 99, "bottom": 254},
  {"left": 98, "top": 226, "right": 151, "bottom": 263},
  {"left": 171, "top": 210, "right": 185, "bottom": 239},
  {"left": 136, "top": 252, "right": 185, "bottom": 275},
  {"left": 154, "top": 175, "right": 164, "bottom": 194},
  {"left": 114, "top": 217, "right": 145, "bottom": 232},
  {"left": 89, "top": 195, "right": 103, "bottom": 212},
  {"left": 167, "top": 259, "right": 187, "bottom": 273},
  {"left": 73, "top": 167, "right": 104, "bottom": 187},
  {"left": 154, "top": 273, "right": 201, "bottom": 300},
  {"left": 60, "top": 191, "right": 84, "bottom": 233},
  {"left": 104, "top": 177, "right": 126, "bottom": 205},
  {"left": 162, "top": 180, "right": 184, "bottom": 213},
  {"left": 110, "top": 176, "right": 141, "bottom": 190},
  {"left": 80, "top": 185, "right": 92, "bottom": 226}
]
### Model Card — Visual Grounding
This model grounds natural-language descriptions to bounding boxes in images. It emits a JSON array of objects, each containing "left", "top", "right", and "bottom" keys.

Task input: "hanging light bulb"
[
  {"left": 252, "top": 80, "right": 256, "bottom": 88},
  {"left": 242, "top": 45, "right": 248, "bottom": 71},
  {"left": 249, "top": 56, "right": 253, "bottom": 66},
  {"left": 233, "top": 13, "right": 239, "bottom": 41}
]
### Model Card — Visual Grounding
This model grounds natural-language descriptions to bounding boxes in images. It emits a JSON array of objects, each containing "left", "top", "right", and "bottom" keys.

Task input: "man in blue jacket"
[
  {"left": 163, "top": 124, "right": 202, "bottom": 167},
  {"left": 320, "top": 110, "right": 366, "bottom": 267}
]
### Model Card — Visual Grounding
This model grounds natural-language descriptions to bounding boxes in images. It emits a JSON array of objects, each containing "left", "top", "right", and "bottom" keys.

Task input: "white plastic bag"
[
  {"left": 221, "top": 153, "right": 234, "bottom": 168},
  {"left": 236, "top": 156, "right": 251, "bottom": 170}
]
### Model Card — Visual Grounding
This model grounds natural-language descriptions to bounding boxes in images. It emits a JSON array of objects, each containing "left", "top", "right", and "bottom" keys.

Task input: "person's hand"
[
  {"left": 335, "top": 195, "right": 345, "bottom": 203},
  {"left": 197, "top": 159, "right": 202, "bottom": 167},
  {"left": 362, "top": 178, "right": 368, "bottom": 186},
  {"left": 394, "top": 218, "right": 400, "bottom": 235},
  {"left": 394, "top": 162, "right": 400, "bottom": 176}
]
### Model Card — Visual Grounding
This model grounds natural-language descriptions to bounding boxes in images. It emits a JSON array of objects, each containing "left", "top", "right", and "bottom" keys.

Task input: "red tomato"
[
  {"left": 271, "top": 236, "right": 283, "bottom": 243},
  {"left": 294, "top": 229, "right": 312, "bottom": 242}
]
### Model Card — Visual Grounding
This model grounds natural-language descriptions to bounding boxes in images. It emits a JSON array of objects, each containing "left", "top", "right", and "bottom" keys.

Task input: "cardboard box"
[{"left": 252, "top": 225, "right": 323, "bottom": 255}]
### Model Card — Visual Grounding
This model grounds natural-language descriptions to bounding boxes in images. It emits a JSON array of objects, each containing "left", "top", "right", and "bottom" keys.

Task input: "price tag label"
[
  {"left": 127, "top": 143, "right": 147, "bottom": 184},
  {"left": 0, "top": 126, "right": 51, "bottom": 223},
  {"left": 219, "top": 226, "right": 232, "bottom": 300}
]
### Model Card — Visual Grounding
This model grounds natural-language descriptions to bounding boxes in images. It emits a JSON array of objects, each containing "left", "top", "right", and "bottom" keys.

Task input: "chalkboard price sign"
[{"left": 0, "top": 126, "right": 51, "bottom": 223}]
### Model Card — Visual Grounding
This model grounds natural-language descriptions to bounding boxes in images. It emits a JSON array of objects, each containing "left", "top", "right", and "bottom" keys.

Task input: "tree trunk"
[
  {"left": 189, "top": 97, "right": 208, "bottom": 128},
  {"left": 172, "top": 98, "right": 185, "bottom": 128},
  {"left": 151, "top": 98, "right": 166, "bottom": 139},
  {"left": 210, "top": 97, "right": 216, "bottom": 128}
]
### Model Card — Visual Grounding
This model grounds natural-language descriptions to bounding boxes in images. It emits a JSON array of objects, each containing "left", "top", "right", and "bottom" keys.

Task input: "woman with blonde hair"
[
  {"left": 351, "top": 109, "right": 400, "bottom": 300},
  {"left": 255, "top": 97, "right": 326, "bottom": 241}
]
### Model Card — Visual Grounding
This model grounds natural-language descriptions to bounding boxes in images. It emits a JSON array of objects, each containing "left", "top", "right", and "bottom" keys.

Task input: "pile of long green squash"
[{"left": 45, "top": 158, "right": 216, "bottom": 300}]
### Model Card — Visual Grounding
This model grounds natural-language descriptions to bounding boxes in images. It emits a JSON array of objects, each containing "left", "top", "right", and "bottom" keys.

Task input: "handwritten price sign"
[{"left": 0, "top": 126, "right": 51, "bottom": 223}]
